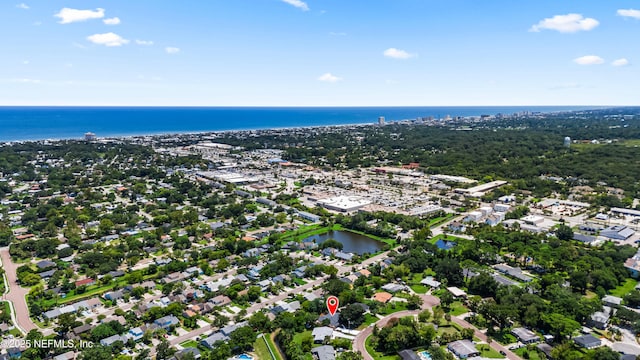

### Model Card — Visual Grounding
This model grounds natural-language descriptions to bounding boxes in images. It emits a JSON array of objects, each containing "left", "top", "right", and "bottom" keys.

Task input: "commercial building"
[
  {"left": 317, "top": 196, "right": 371, "bottom": 212},
  {"left": 454, "top": 180, "right": 508, "bottom": 197}
]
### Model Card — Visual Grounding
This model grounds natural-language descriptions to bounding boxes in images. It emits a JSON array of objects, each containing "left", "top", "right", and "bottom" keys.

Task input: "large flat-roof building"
[
  {"left": 454, "top": 180, "right": 507, "bottom": 197},
  {"left": 317, "top": 196, "right": 371, "bottom": 212}
]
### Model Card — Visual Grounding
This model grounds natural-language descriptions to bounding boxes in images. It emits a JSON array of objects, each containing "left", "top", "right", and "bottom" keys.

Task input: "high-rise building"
[
  {"left": 378, "top": 116, "right": 385, "bottom": 126},
  {"left": 564, "top": 136, "right": 571, "bottom": 148},
  {"left": 84, "top": 132, "right": 96, "bottom": 141}
]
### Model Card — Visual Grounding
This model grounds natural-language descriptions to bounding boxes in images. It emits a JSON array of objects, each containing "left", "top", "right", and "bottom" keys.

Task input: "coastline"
[{"left": 0, "top": 105, "right": 612, "bottom": 143}]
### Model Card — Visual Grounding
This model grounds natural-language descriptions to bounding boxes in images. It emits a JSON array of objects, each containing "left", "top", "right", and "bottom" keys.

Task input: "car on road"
[{"left": 500, "top": 351, "right": 506, "bottom": 356}]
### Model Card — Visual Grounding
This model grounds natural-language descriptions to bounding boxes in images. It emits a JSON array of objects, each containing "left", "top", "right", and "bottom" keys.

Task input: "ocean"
[{"left": 0, "top": 106, "right": 599, "bottom": 142}]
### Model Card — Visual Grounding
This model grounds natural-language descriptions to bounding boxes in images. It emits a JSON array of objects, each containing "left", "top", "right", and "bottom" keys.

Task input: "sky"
[{"left": 1, "top": 0, "right": 639, "bottom": 106}]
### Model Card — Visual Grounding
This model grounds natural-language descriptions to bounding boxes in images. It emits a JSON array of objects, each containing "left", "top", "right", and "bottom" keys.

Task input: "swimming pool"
[
  {"left": 238, "top": 354, "right": 253, "bottom": 360},
  {"left": 419, "top": 351, "right": 432, "bottom": 360}
]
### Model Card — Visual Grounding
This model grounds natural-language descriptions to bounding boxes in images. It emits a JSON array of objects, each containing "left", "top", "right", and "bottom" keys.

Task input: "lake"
[{"left": 304, "top": 230, "right": 385, "bottom": 255}]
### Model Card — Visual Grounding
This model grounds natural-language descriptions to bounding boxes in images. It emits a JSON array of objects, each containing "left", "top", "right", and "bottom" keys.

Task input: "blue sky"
[{"left": 1, "top": 0, "right": 639, "bottom": 106}]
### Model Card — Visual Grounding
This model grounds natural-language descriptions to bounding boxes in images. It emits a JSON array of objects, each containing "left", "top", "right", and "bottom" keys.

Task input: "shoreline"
[{"left": 0, "top": 105, "right": 618, "bottom": 144}]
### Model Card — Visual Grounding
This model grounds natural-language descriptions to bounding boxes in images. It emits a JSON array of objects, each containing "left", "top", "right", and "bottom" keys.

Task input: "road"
[
  {"left": 0, "top": 247, "right": 39, "bottom": 334},
  {"left": 353, "top": 294, "right": 522, "bottom": 360}
]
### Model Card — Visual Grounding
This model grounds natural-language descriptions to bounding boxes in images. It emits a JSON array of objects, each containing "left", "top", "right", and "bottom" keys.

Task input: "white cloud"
[
  {"left": 612, "top": 58, "right": 629, "bottom": 67},
  {"left": 618, "top": 9, "right": 640, "bottom": 19},
  {"left": 530, "top": 13, "right": 599, "bottom": 33},
  {"left": 383, "top": 48, "right": 416, "bottom": 59},
  {"left": 135, "top": 39, "right": 154, "bottom": 46},
  {"left": 573, "top": 55, "right": 605, "bottom": 65},
  {"left": 87, "top": 32, "right": 129, "bottom": 47},
  {"left": 55, "top": 8, "right": 105, "bottom": 24},
  {"left": 282, "top": 0, "right": 309, "bottom": 11},
  {"left": 317, "top": 73, "right": 342, "bottom": 83},
  {"left": 103, "top": 17, "right": 121, "bottom": 25},
  {"left": 16, "top": 3, "right": 29, "bottom": 10},
  {"left": 165, "top": 47, "right": 180, "bottom": 54}
]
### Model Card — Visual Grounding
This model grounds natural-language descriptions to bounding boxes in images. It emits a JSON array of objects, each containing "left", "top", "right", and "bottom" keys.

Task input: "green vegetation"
[
  {"left": 610, "top": 278, "right": 637, "bottom": 297},
  {"left": 254, "top": 336, "right": 276, "bottom": 360},
  {"left": 475, "top": 345, "right": 505, "bottom": 359}
]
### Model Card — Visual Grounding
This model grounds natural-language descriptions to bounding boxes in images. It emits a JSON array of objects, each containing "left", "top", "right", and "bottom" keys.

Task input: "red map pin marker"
[{"left": 327, "top": 296, "right": 339, "bottom": 316}]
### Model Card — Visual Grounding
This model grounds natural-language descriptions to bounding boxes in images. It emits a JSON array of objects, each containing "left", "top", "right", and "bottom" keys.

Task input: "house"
[
  {"left": 211, "top": 295, "right": 232, "bottom": 307},
  {"left": 373, "top": 292, "right": 393, "bottom": 303},
  {"left": 335, "top": 251, "right": 354, "bottom": 262},
  {"left": 312, "top": 326, "right": 334, "bottom": 343},
  {"left": 574, "top": 334, "right": 601, "bottom": 349},
  {"left": 511, "top": 327, "right": 539, "bottom": 344},
  {"left": 258, "top": 279, "right": 272, "bottom": 292},
  {"left": 493, "top": 264, "right": 532, "bottom": 282},
  {"left": 536, "top": 343, "right": 554, "bottom": 359},
  {"left": 589, "top": 307, "right": 612, "bottom": 330},
  {"left": 53, "top": 351, "right": 76, "bottom": 360},
  {"left": 72, "top": 324, "right": 94, "bottom": 336},
  {"left": 154, "top": 315, "right": 180, "bottom": 330},
  {"left": 448, "top": 340, "right": 480, "bottom": 359},
  {"left": 602, "top": 295, "right": 622, "bottom": 308},
  {"left": 311, "top": 345, "right": 335, "bottom": 360},
  {"left": 398, "top": 350, "right": 421, "bottom": 360},
  {"left": 381, "top": 283, "right": 405, "bottom": 293},
  {"left": 201, "top": 332, "right": 228, "bottom": 349},
  {"left": 448, "top": 221, "right": 466, "bottom": 233},
  {"left": 100, "top": 334, "right": 127, "bottom": 346},
  {"left": 104, "top": 290, "right": 124, "bottom": 301},
  {"left": 341, "top": 275, "right": 359, "bottom": 284},
  {"left": 74, "top": 278, "right": 95, "bottom": 287},
  {"left": 292, "top": 266, "right": 307, "bottom": 278},
  {"left": 420, "top": 277, "right": 441, "bottom": 288},
  {"left": 358, "top": 269, "right": 371, "bottom": 278},
  {"left": 36, "top": 260, "right": 56, "bottom": 269},
  {"left": 38, "top": 269, "right": 56, "bottom": 279},
  {"left": 128, "top": 327, "right": 144, "bottom": 341},
  {"left": 446, "top": 287, "right": 467, "bottom": 298},
  {"left": 319, "top": 313, "right": 340, "bottom": 327},
  {"left": 183, "top": 310, "right": 197, "bottom": 318},
  {"left": 176, "top": 348, "right": 202, "bottom": 360}
]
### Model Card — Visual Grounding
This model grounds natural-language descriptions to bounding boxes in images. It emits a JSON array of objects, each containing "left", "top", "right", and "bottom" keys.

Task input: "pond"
[{"left": 303, "top": 230, "right": 386, "bottom": 255}]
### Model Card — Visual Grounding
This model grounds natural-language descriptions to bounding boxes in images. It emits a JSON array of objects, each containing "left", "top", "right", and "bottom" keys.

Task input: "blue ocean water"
[{"left": 0, "top": 106, "right": 598, "bottom": 142}]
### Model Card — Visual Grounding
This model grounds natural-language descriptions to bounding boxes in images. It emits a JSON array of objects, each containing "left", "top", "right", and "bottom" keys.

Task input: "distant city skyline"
[{"left": 1, "top": 1, "right": 639, "bottom": 106}]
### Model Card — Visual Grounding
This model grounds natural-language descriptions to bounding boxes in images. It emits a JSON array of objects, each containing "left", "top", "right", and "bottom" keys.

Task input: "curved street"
[
  {"left": 353, "top": 294, "right": 522, "bottom": 360},
  {"left": 0, "top": 247, "right": 38, "bottom": 334}
]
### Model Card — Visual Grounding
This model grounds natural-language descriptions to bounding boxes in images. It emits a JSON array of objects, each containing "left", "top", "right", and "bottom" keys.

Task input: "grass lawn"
[
  {"left": 411, "top": 284, "right": 429, "bottom": 294},
  {"left": 294, "top": 278, "right": 307, "bottom": 286},
  {"left": 365, "top": 334, "right": 401, "bottom": 360},
  {"left": 254, "top": 336, "right": 275, "bottom": 360},
  {"left": 490, "top": 330, "right": 517, "bottom": 345},
  {"left": 436, "top": 325, "right": 460, "bottom": 337},
  {"left": 359, "top": 313, "right": 379, "bottom": 329},
  {"left": 476, "top": 345, "right": 505, "bottom": 359},
  {"left": 428, "top": 213, "right": 455, "bottom": 228},
  {"left": 293, "top": 330, "right": 312, "bottom": 345},
  {"left": 180, "top": 340, "right": 199, "bottom": 348},
  {"left": 266, "top": 334, "right": 285, "bottom": 360},
  {"left": 610, "top": 278, "right": 637, "bottom": 297},
  {"left": 378, "top": 302, "right": 408, "bottom": 315},
  {"left": 514, "top": 347, "right": 542, "bottom": 360},
  {"left": 429, "top": 234, "right": 469, "bottom": 245},
  {"left": 449, "top": 301, "right": 468, "bottom": 316}
]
